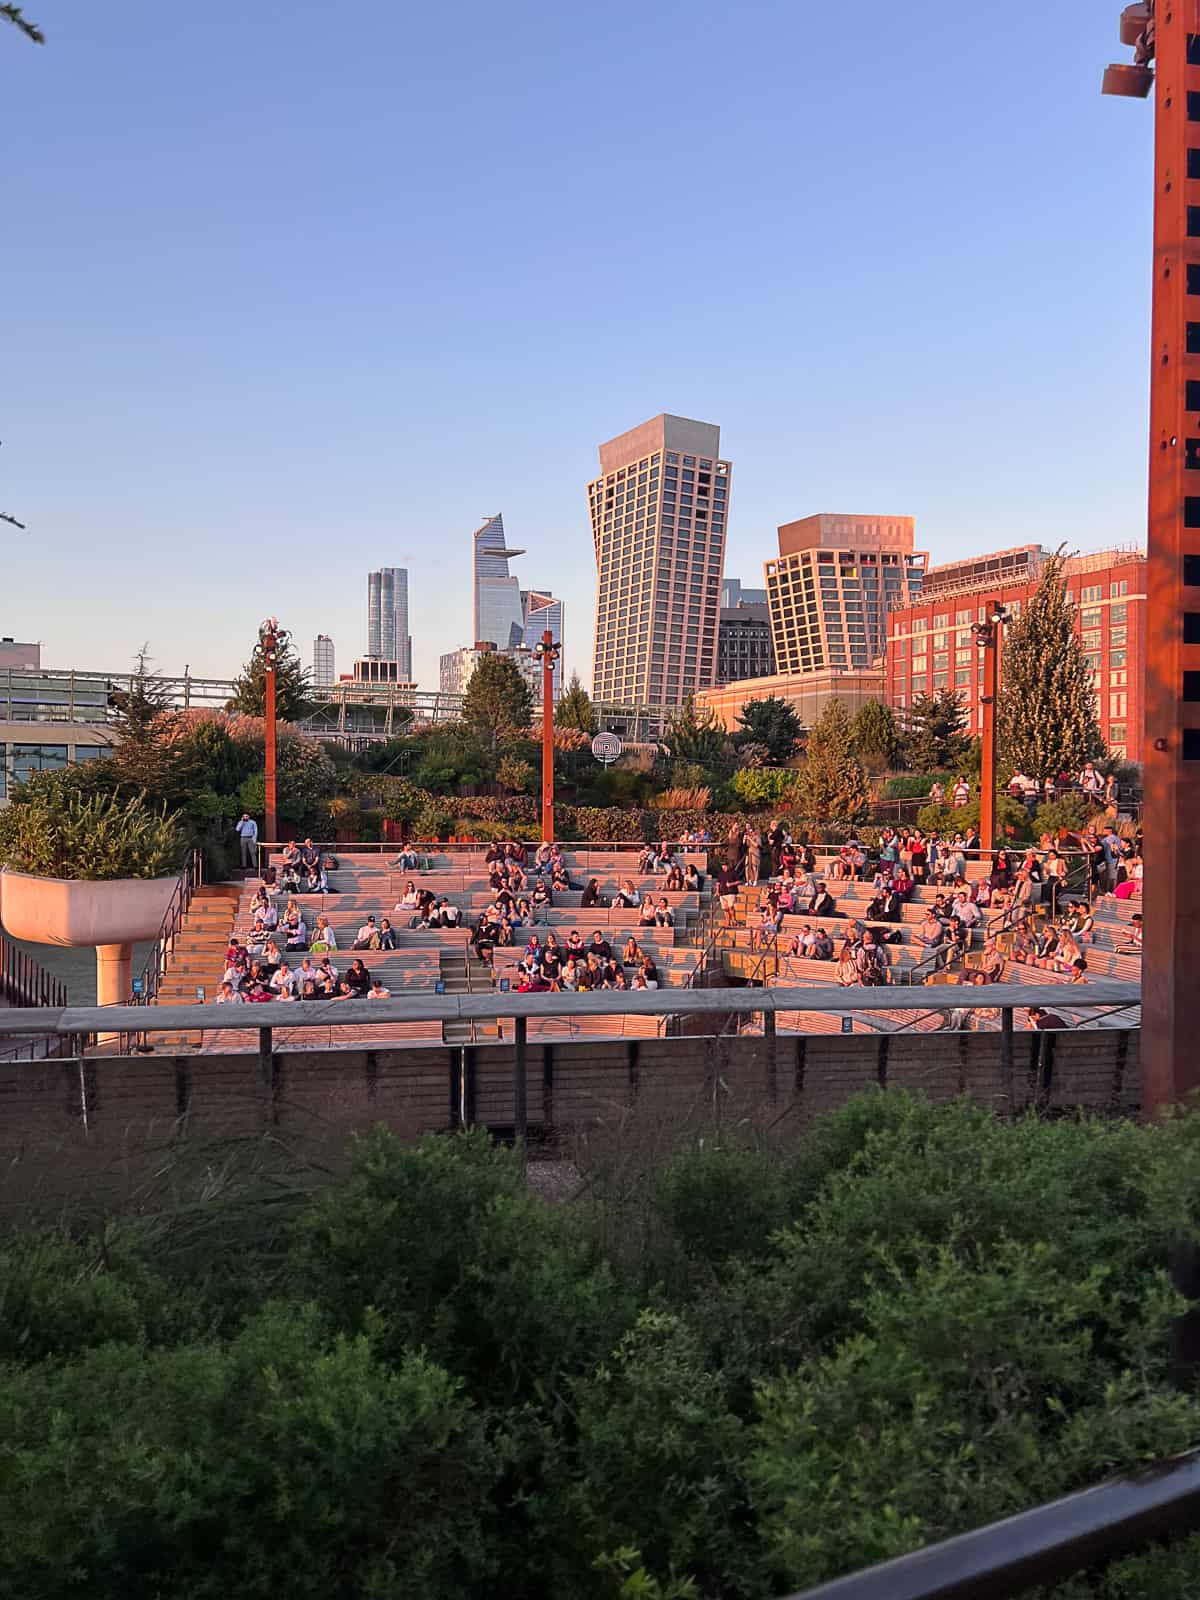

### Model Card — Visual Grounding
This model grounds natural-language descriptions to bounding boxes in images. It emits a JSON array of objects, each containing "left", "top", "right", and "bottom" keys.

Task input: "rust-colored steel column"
[
  {"left": 259, "top": 617, "right": 280, "bottom": 847},
  {"left": 1143, "top": 2, "right": 1200, "bottom": 1113},
  {"left": 540, "top": 628, "right": 555, "bottom": 844},
  {"left": 979, "top": 627, "right": 999, "bottom": 853}
]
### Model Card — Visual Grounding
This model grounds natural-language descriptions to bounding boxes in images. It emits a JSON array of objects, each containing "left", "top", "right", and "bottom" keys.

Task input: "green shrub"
[
  {"left": 883, "top": 773, "right": 953, "bottom": 800},
  {"left": 0, "top": 1232, "right": 144, "bottom": 1365},
  {"left": 0, "top": 1305, "right": 499, "bottom": 1600},
  {"left": 0, "top": 782, "right": 186, "bottom": 880},
  {"left": 729, "top": 768, "right": 803, "bottom": 808},
  {"left": 1034, "top": 793, "right": 1105, "bottom": 839}
]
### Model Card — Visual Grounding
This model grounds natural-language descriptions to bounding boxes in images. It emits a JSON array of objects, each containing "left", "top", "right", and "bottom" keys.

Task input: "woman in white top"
[
  {"left": 311, "top": 916, "right": 337, "bottom": 951},
  {"left": 396, "top": 881, "right": 422, "bottom": 911}
]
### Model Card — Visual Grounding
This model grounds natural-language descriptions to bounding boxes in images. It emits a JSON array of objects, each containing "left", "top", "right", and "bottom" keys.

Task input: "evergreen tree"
[
  {"left": 107, "top": 649, "right": 180, "bottom": 797},
  {"left": 555, "top": 672, "right": 597, "bottom": 735},
  {"left": 460, "top": 653, "right": 533, "bottom": 751},
  {"left": 734, "top": 696, "right": 803, "bottom": 764},
  {"left": 227, "top": 636, "right": 313, "bottom": 724},
  {"left": 998, "top": 553, "right": 1106, "bottom": 782},
  {"left": 904, "top": 689, "right": 969, "bottom": 771},
  {"left": 795, "top": 699, "right": 871, "bottom": 822},
  {"left": 663, "top": 696, "right": 727, "bottom": 768},
  {"left": 850, "top": 699, "right": 900, "bottom": 772}
]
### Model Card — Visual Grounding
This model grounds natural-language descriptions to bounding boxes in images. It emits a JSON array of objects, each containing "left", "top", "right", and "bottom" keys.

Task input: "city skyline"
[{"left": 2, "top": 3, "right": 1151, "bottom": 695}]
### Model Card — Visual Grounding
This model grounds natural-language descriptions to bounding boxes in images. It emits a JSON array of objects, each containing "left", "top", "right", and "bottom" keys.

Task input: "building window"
[{"left": 1110, "top": 692, "right": 1128, "bottom": 717}]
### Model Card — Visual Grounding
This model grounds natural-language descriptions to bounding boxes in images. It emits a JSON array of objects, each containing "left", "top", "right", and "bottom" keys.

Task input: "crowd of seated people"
[
  {"left": 501, "top": 928, "right": 664, "bottom": 993},
  {"left": 217, "top": 929, "right": 378, "bottom": 1000}
]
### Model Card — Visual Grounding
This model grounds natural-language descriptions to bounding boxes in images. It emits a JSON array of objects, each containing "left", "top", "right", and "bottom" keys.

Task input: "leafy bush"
[
  {"left": 883, "top": 773, "right": 954, "bottom": 800},
  {"left": 413, "top": 797, "right": 456, "bottom": 839},
  {"left": 1034, "top": 793, "right": 1105, "bottom": 839},
  {"left": 729, "top": 768, "right": 804, "bottom": 808},
  {"left": 916, "top": 793, "right": 1031, "bottom": 843},
  {"left": 0, "top": 781, "right": 186, "bottom": 880},
  {"left": 497, "top": 755, "right": 535, "bottom": 794}
]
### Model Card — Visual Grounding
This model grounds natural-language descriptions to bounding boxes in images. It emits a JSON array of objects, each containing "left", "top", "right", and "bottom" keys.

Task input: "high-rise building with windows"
[
  {"left": 765, "top": 514, "right": 927, "bottom": 677},
  {"left": 884, "top": 544, "right": 1146, "bottom": 762},
  {"left": 473, "top": 515, "right": 526, "bottom": 650},
  {"left": 366, "top": 567, "right": 412, "bottom": 679},
  {"left": 716, "top": 604, "right": 774, "bottom": 684},
  {"left": 521, "top": 588, "right": 564, "bottom": 698},
  {"left": 312, "top": 634, "right": 335, "bottom": 686},
  {"left": 588, "top": 413, "right": 730, "bottom": 707}
]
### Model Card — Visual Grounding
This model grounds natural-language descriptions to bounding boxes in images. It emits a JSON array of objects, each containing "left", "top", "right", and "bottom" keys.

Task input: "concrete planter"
[{"left": 0, "top": 870, "right": 178, "bottom": 1011}]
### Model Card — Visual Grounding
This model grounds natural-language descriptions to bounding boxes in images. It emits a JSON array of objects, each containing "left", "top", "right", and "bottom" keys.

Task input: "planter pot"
[{"left": 0, "top": 869, "right": 179, "bottom": 1015}]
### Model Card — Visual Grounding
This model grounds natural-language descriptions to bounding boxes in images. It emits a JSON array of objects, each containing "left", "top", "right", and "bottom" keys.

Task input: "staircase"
[
  {"left": 440, "top": 946, "right": 499, "bottom": 1046},
  {"left": 144, "top": 885, "right": 241, "bottom": 1050}
]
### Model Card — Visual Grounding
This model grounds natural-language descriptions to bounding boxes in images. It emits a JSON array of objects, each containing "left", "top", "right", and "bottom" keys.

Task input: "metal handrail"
[
  {"left": 136, "top": 848, "right": 202, "bottom": 1005},
  {"left": 790, "top": 1447, "right": 1200, "bottom": 1600}
]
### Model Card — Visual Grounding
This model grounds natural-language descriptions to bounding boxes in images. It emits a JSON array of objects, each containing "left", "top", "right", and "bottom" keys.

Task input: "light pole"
[
  {"left": 534, "top": 629, "right": 561, "bottom": 844},
  {"left": 254, "top": 617, "right": 288, "bottom": 845},
  {"left": 972, "top": 605, "right": 1009, "bottom": 855},
  {"left": 1103, "top": 2, "right": 1200, "bottom": 1113}
]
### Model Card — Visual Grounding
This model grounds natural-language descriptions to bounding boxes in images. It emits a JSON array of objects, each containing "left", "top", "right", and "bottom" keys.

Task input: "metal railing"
[
  {"left": 0, "top": 932, "right": 67, "bottom": 1010},
  {"left": 135, "top": 848, "right": 203, "bottom": 1005},
  {"left": 789, "top": 1447, "right": 1200, "bottom": 1600}
]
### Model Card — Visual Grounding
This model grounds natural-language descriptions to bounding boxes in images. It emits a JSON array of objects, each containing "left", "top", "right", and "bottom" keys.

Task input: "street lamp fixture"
[
  {"left": 534, "top": 630, "right": 561, "bottom": 844},
  {"left": 972, "top": 605, "right": 1010, "bottom": 854},
  {"left": 253, "top": 616, "right": 290, "bottom": 846}
]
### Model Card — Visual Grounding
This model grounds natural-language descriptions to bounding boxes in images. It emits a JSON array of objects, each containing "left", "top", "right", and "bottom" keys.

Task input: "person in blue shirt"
[{"left": 236, "top": 812, "right": 258, "bottom": 870}]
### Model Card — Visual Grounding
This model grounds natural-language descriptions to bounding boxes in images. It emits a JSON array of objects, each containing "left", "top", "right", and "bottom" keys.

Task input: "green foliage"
[
  {"left": 375, "top": 777, "right": 428, "bottom": 825},
  {"left": 1034, "top": 793, "right": 1106, "bottom": 839},
  {"left": 998, "top": 551, "right": 1106, "bottom": 781},
  {"left": 663, "top": 697, "right": 728, "bottom": 768},
  {"left": 0, "top": 778, "right": 186, "bottom": 880},
  {"left": 413, "top": 797, "right": 456, "bottom": 839},
  {"left": 227, "top": 635, "right": 314, "bottom": 723},
  {"left": 0, "top": 1232, "right": 144, "bottom": 1365},
  {"left": 0, "top": 1305, "right": 498, "bottom": 1599},
  {"left": 461, "top": 655, "right": 534, "bottom": 749},
  {"left": 883, "top": 772, "right": 954, "bottom": 800},
  {"left": 0, "top": 1102, "right": 1200, "bottom": 1596},
  {"left": 497, "top": 754, "right": 535, "bottom": 793},
  {"left": 557, "top": 672, "right": 598, "bottom": 735},
  {"left": 916, "top": 793, "right": 1031, "bottom": 843},
  {"left": 729, "top": 767, "right": 804, "bottom": 809},
  {"left": 850, "top": 698, "right": 900, "bottom": 771},
  {"left": 795, "top": 700, "right": 870, "bottom": 823},
  {"left": 904, "top": 689, "right": 970, "bottom": 771},
  {"left": 293, "top": 1129, "right": 627, "bottom": 1404},
  {"left": 734, "top": 697, "right": 803, "bottom": 765}
]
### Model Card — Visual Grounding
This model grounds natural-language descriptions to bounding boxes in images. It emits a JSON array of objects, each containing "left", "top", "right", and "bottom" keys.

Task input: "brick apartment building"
[{"left": 884, "top": 545, "right": 1146, "bottom": 764}]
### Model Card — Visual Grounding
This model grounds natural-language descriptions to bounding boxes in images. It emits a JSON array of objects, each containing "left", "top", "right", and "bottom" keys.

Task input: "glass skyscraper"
[
  {"left": 366, "top": 567, "right": 412, "bottom": 680},
  {"left": 472, "top": 515, "right": 526, "bottom": 649}
]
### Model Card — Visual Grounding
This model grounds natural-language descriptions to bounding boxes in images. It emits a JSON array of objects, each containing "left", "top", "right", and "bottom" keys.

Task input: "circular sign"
[{"left": 591, "top": 732, "right": 623, "bottom": 766}]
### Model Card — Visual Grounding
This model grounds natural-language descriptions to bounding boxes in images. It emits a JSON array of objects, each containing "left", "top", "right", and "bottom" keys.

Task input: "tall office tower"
[
  {"left": 366, "top": 567, "right": 412, "bottom": 678},
  {"left": 473, "top": 514, "right": 526, "bottom": 649},
  {"left": 588, "top": 414, "right": 731, "bottom": 708},
  {"left": 521, "top": 588, "right": 564, "bottom": 699},
  {"left": 312, "top": 634, "right": 336, "bottom": 686},
  {"left": 765, "top": 514, "right": 927, "bottom": 677}
]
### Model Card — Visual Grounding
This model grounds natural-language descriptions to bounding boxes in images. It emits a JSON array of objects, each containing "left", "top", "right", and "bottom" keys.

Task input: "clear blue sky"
[{"left": 2, "top": 0, "right": 1153, "bottom": 693}]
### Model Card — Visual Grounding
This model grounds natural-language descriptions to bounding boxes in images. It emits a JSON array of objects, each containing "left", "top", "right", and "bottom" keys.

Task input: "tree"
[
  {"left": 734, "top": 696, "right": 803, "bottom": 764},
  {"left": 461, "top": 653, "right": 533, "bottom": 751},
  {"left": 662, "top": 696, "right": 727, "bottom": 768},
  {"left": 795, "top": 699, "right": 871, "bottom": 822},
  {"left": 555, "top": 673, "right": 598, "bottom": 735},
  {"left": 850, "top": 699, "right": 900, "bottom": 772},
  {"left": 999, "top": 552, "right": 1106, "bottom": 782},
  {"left": 904, "top": 688, "right": 969, "bottom": 771},
  {"left": 1, "top": 5, "right": 44, "bottom": 44},
  {"left": 107, "top": 649, "right": 179, "bottom": 796},
  {"left": 227, "top": 636, "right": 313, "bottom": 723}
]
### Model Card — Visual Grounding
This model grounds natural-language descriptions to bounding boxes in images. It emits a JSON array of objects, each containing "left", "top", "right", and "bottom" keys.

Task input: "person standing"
[
  {"left": 236, "top": 812, "right": 259, "bottom": 872},
  {"left": 745, "top": 827, "right": 762, "bottom": 887}
]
